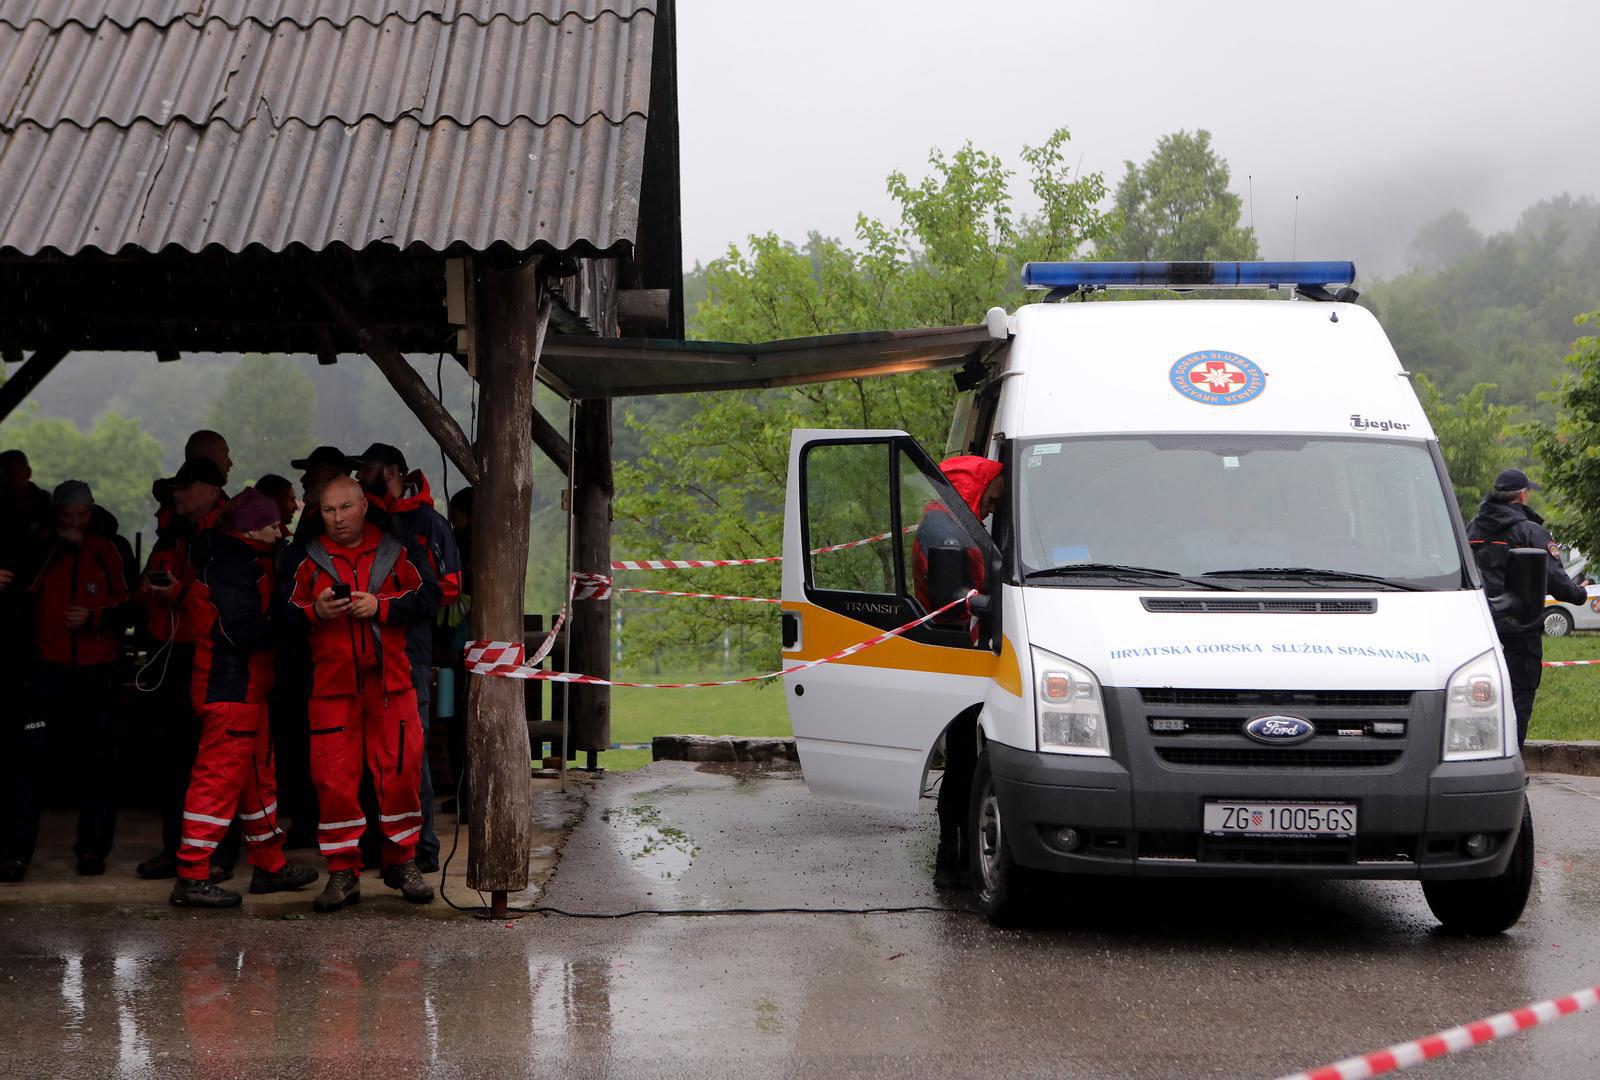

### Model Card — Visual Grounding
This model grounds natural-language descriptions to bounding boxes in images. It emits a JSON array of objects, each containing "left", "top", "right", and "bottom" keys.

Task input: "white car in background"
[{"left": 1543, "top": 549, "right": 1598, "bottom": 636}]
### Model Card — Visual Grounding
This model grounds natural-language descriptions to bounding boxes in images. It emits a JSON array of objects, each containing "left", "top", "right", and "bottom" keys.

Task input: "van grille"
[
  {"left": 1155, "top": 748, "right": 1402, "bottom": 769},
  {"left": 1139, "top": 688, "right": 1413, "bottom": 709},
  {"left": 1146, "top": 716, "right": 1407, "bottom": 738},
  {"left": 1141, "top": 598, "right": 1377, "bottom": 614}
]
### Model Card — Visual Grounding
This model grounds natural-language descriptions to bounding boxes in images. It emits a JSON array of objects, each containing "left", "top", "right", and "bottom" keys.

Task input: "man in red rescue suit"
[
  {"left": 0, "top": 481, "right": 129, "bottom": 881},
  {"left": 290, "top": 476, "right": 440, "bottom": 911},
  {"left": 913, "top": 455, "right": 1005, "bottom": 891},
  {"left": 355, "top": 443, "right": 462, "bottom": 873},
  {"left": 135, "top": 457, "right": 240, "bottom": 881},
  {"left": 170, "top": 489, "right": 320, "bottom": 907}
]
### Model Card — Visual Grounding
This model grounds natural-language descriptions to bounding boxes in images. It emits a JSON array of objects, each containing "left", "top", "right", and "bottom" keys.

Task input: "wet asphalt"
[{"left": 1, "top": 763, "right": 1598, "bottom": 1079}]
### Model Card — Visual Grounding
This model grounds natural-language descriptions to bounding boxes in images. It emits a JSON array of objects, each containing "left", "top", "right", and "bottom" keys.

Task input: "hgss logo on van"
[
  {"left": 1244, "top": 715, "right": 1315, "bottom": 744},
  {"left": 1170, "top": 350, "right": 1266, "bottom": 406}
]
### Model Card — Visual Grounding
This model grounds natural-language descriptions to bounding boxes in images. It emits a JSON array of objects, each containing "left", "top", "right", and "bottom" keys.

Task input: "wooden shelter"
[{"left": 0, "top": 0, "right": 999, "bottom": 907}]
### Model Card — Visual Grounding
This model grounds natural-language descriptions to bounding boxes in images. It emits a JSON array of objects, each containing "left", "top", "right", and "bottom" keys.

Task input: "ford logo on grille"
[{"left": 1244, "top": 715, "right": 1315, "bottom": 744}]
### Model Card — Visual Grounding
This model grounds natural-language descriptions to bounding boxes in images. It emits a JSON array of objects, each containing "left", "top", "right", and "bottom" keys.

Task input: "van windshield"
[{"left": 1016, "top": 435, "right": 1465, "bottom": 590}]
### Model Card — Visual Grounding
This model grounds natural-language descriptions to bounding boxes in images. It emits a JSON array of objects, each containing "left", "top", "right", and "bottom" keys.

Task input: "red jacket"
[
  {"left": 140, "top": 501, "right": 226, "bottom": 644},
  {"left": 30, "top": 530, "right": 130, "bottom": 667},
  {"left": 913, "top": 456, "right": 1001, "bottom": 613},
  {"left": 288, "top": 522, "right": 439, "bottom": 697},
  {"left": 188, "top": 529, "right": 277, "bottom": 706}
]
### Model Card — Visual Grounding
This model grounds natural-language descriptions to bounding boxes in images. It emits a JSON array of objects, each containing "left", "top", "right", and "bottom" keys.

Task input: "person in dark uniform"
[
  {"left": 913, "top": 455, "right": 1004, "bottom": 889},
  {"left": 1466, "top": 468, "right": 1586, "bottom": 747}
]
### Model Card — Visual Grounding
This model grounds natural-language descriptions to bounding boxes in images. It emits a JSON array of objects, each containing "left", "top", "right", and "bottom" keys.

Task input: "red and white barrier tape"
[
  {"left": 1278, "top": 983, "right": 1600, "bottom": 1080},
  {"left": 1543, "top": 659, "right": 1600, "bottom": 668},
  {"left": 464, "top": 590, "right": 974, "bottom": 688},
  {"left": 614, "top": 587, "right": 779, "bottom": 605},
  {"left": 609, "top": 526, "right": 916, "bottom": 571},
  {"left": 569, "top": 571, "right": 776, "bottom": 605}
]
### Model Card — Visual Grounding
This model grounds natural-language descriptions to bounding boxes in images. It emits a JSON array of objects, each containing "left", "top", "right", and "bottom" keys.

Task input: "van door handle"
[{"left": 782, "top": 611, "right": 800, "bottom": 650}]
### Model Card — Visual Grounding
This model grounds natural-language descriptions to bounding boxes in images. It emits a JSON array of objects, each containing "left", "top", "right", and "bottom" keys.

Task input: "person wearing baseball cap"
[
  {"left": 170, "top": 489, "right": 318, "bottom": 906},
  {"left": 1466, "top": 467, "right": 1587, "bottom": 746},
  {"left": 135, "top": 455, "right": 236, "bottom": 882},
  {"left": 354, "top": 442, "right": 461, "bottom": 873}
]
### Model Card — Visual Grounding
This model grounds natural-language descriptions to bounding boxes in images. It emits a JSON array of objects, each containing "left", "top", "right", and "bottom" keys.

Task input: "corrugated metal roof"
[
  {"left": 1, "top": 13, "right": 652, "bottom": 130},
  {"left": 0, "top": 115, "right": 645, "bottom": 254},
  {"left": 0, "top": 0, "right": 658, "bottom": 256},
  {"left": 0, "top": 0, "right": 652, "bottom": 31}
]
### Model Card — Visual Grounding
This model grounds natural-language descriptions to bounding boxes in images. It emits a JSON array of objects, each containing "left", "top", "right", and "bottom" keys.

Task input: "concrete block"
[
  {"left": 1524, "top": 739, "right": 1600, "bottom": 777},
  {"left": 652, "top": 735, "right": 799, "bottom": 764}
]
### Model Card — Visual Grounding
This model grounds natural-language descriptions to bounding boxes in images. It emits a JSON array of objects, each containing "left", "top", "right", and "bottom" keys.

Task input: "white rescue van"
[{"left": 781, "top": 261, "right": 1536, "bottom": 932}]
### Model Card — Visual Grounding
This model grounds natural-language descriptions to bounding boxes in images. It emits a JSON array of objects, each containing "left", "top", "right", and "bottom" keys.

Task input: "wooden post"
[
  {"left": 465, "top": 255, "right": 548, "bottom": 895},
  {"left": 0, "top": 346, "right": 69, "bottom": 423},
  {"left": 569, "top": 397, "right": 613, "bottom": 756}
]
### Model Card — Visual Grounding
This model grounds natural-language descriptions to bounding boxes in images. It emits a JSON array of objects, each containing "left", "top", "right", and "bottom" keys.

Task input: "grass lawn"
[
  {"left": 590, "top": 679, "right": 791, "bottom": 772},
  {"left": 585, "top": 633, "right": 1600, "bottom": 771},
  {"left": 1529, "top": 632, "right": 1600, "bottom": 741}
]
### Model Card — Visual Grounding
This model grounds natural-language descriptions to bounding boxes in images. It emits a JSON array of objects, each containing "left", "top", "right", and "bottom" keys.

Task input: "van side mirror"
[{"left": 1491, "top": 548, "right": 1548, "bottom": 633}]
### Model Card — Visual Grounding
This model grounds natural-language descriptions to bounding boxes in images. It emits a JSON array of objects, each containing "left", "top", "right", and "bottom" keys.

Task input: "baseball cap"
[
  {"left": 50, "top": 479, "right": 94, "bottom": 508},
  {"left": 290, "top": 445, "right": 354, "bottom": 471},
  {"left": 352, "top": 442, "right": 408, "bottom": 472},
  {"left": 1494, "top": 468, "right": 1540, "bottom": 493},
  {"left": 162, "top": 458, "right": 227, "bottom": 490}
]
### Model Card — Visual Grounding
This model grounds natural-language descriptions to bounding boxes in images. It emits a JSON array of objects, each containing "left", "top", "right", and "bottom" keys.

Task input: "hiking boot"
[
  {"left": 933, "top": 827, "right": 968, "bottom": 890},
  {"left": 0, "top": 860, "right": 25, "bottom": 883},
  {"left": 169, "top": 878, "right": 243, "bottom": 909},
  {"left": 136, "top": 851, "right": 178, "bottom": 879},
  {"left": 249, "top": 864, "right": 319, "bottom": 894},
  {"left": 415, "top": 852, "right": 439, "bottom": 874},
  {"left": 312, "top": 870, "right": 361, "bottom": 913},
  {"left": 381, "top": 860, "right": 435, "bottom": 904},
  {"left": 76, "top": 854, "right": 107, "bottom": 877}
]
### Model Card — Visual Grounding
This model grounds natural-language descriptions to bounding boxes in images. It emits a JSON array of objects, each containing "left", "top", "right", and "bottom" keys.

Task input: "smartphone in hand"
[{"left": 332, "top": 582, "right": 352, "bottom": 601}]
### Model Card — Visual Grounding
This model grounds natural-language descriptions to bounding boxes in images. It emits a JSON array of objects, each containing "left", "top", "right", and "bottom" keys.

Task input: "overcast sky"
[{"left": 675, "top": 0, "right": 1600, "bottom": 280}]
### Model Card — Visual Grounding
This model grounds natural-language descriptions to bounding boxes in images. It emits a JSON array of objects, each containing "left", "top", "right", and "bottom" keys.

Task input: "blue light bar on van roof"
[{"left": 1020, "top": 260, "right": 1357, "bottom": 291}]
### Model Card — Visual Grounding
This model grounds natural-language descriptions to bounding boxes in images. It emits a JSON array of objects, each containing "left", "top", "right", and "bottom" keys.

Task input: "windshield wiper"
[
  {"left": 1202, "top": 566, "right": 1426, "bottom": 592},
  {"left": 1025, "top": 563, "right": 1232, "bottom": 590}
]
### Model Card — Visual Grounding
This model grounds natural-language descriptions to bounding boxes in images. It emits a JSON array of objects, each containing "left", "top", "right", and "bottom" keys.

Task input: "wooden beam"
[
  {"left": 568, "top": 397, "right": 613, "bottom": 754},
  {"left": 616, "top": 288, "right": 672, "bottom": 336},
  {"left": 0, "top": 346, "right": 68, "bottom": 423},
  {"left": 531, "top": 406, "right": 572, "bottom": 478},
  {"left": 310, "top": 281, "right": 482, "bottom": 488},
  {"left": 465, "top": 257, "right": 549, "bottom": 896}
]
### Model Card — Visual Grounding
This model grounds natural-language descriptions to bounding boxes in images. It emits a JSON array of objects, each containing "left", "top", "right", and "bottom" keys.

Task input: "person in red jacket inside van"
[
  {"left": 0, "top": 481, "right": 129, "bottom": 881},
  {"left": 913, "top": 456, "right": 1004, "bottom": 891},
  {"left": 289, "top": 476, "right": 440, "bottom": 912},
  {"left": 170, "top": 490, "right": 320, "bottom": 908}
]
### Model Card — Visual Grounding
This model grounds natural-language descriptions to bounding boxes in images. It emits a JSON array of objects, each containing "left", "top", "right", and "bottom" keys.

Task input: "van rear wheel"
[
  {"left": 969, "top": 750, "right": 1035, "bottom": 927},
  {"left": 1422, "top": 796, "right": 1534, "bottom": 935}
]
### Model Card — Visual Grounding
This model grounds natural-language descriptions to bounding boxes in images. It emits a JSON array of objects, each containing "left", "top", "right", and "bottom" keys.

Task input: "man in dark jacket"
[
  {"left": 0, "top": 481, "right": 130, "bottom": 881},
  {"left": 171, "top": 490, "right": 319, "bottom": 907},
  {"left": 355, "top": 443, "right": 461, "bottom": 873},
  {"left": 1466, "top": 468, "right": 1587, "bottom": 747},
  {"left": 913, "top": 456, "right": 1004, "bottom": 890},
  {"left": 288, "top": 476, "right": 440, "bottom": 912},
  {"left": 0, "top": 450, "right": 50, "bottom": 749}
]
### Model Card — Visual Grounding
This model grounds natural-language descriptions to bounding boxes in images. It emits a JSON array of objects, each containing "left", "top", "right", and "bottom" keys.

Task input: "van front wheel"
[
  {"left": 1422, "top": 797, "right": 1534, "bottom": 935},
  {"left": 969, "top": 750, "right": 1035, "bottom": 927}
]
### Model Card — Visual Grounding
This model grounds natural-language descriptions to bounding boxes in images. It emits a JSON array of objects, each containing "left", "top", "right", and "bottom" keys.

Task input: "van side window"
[{"left": 804, "top": 442, "right": 897, "bottom": 596}]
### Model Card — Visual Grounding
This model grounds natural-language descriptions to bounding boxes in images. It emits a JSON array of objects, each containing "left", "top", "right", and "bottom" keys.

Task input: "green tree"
[
  {"left": 1103, "top": 129, "right": 1259, "bottom": 261},
  {"left": 1528, "top": 312, "right": 1600, "bottom": 556},
  {"left": 1413, "top": 374, "right": 1522, "bottom": 519},
  {"left": 0, "top": 408, "right": 165, "bottom": 533},
  {"left": 207, "top": 354, "right": 316, "bottom": 488},
  {"left": 616, "top": 129, "right": 1114, "bottom": 671}
]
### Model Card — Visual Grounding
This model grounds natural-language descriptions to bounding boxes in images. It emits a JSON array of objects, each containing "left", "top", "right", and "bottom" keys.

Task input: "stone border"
[
  {"left": 651, "top": 735, "right": 799, "bottom": 764},
  {"left": 651, "top": 735, "right": 1600, "bottom": 777},
  {"left": 1524, "top": 740, "right": 1600, "bottom": 777}
]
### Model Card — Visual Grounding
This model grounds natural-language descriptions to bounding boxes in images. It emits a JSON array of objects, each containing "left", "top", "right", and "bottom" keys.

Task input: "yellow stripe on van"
[{"left": 783, "top": 601, "right": 1022, "bottom": 696}]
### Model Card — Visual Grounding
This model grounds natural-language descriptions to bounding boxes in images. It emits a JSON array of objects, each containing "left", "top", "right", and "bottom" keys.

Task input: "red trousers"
[
  {"left": 309, "top": 683, "right": 423, "bottom": 872},
  {"left": 178, "top": 702, "right": 285, "bottom": 881}
]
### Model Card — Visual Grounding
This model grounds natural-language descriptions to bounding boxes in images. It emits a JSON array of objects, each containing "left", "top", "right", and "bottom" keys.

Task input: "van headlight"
[
  {"left": 1033, "top": 647, "right": 1110, "bottom": 756},
  {"left": 1443, "top": 650, "right": 1510, "bottom": 761}
]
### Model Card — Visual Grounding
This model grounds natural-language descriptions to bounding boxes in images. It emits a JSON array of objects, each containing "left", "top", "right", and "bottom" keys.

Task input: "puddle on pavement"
[{"left": 602, "top": 803, "right": 698, "bottom": 883}]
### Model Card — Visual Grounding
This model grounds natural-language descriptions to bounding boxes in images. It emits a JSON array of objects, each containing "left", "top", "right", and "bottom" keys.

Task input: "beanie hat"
[
  {"left": 50, "top": 479, "right": 94, "bottom": 508},
  {"left": 222, "top": 488, "right": 280, "bottom": 534}
]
